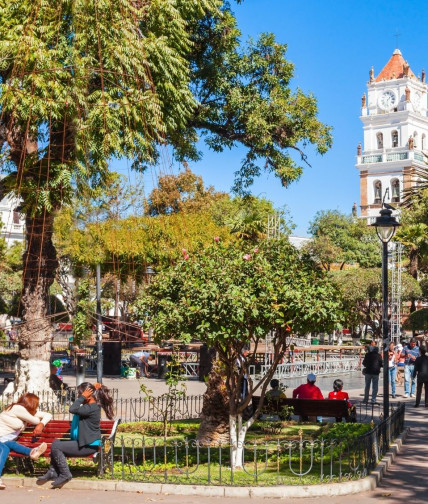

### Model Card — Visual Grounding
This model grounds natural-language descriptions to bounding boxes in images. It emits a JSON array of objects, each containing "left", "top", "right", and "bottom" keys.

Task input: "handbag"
[{"left": 362, "top": 368, "right": 367, "bottom": 375}]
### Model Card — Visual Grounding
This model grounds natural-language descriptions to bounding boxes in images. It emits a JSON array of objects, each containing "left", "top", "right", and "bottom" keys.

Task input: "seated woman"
[
  {"left": 0, "top": 393, "right": 51, "bottom": 490},
  {"left": 37, "top": 382, "right": 114, "bottom": 488},
  {"left": 328, "top": 379, "right": 356, "bottom": 422}
]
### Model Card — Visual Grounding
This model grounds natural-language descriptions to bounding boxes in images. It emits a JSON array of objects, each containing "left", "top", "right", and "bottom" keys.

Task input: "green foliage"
[
  {"left": 331, "top": 268, "right": 422, "bottom": 334},
  {"left": 187, "top": 7, "right": 332, "bottom": 192},
  {"left": 211, "top": 195, "right": 294, "bottom": 242},
  {"left": 72, "top": 280, "right": 93, "bottom": 345},
  {"left": 306, "top": 210, "right": 380, "bottom": 270},
  {"left": 403, "top": 308, "right": 428, "bottom": 331},
  {"left": 320, "top": 422, "right": 371, "bottom": 443},
  {"left": 136, "top": 238, "right": 341, "bottom": 419}
]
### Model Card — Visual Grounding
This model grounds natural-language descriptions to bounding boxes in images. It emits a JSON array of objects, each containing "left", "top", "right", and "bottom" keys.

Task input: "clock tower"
[{"left": 356, "top": 49, "right": 428, "bottom": 221}]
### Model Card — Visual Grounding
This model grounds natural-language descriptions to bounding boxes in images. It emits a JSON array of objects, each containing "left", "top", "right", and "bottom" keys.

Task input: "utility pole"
[{"left": 96, "top": 263, "right": 103, "bottom": 383}]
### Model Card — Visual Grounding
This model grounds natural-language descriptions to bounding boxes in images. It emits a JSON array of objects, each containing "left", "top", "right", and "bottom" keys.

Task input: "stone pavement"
[{"left": 2, "top": 371, "right": 428, "bottom": 502}]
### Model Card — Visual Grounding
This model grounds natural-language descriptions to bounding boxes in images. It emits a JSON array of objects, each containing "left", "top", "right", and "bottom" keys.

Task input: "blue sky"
[{"left": 119, "top": 1, "right": 428, "bottom": 236}]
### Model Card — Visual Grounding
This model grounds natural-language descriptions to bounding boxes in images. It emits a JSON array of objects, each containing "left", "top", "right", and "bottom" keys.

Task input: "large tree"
[
  {"left": 136, "top": 238, "right": 341, "bottom": 468},
  {"left": 0, "top": 0, "right": 219, "bottom": 392},
  {"left": 0, "top": 1, "right": 332, "bottom": 393}
]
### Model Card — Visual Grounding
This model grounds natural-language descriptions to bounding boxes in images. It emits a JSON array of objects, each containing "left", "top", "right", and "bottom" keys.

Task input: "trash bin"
[
  {"left": 102, "top": 341, "right": 122, "bottom": 376},
  {"left": 311, "top": 338, "right": 319, "bottom": 345},
  {"left": 157, "top": 354, "right": 168, "bottom": 379}
]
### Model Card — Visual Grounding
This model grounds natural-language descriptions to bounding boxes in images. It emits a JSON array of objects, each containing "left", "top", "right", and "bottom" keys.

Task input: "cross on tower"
[{"left": 394, "top": 29, "right": 401, "bottom": 48}]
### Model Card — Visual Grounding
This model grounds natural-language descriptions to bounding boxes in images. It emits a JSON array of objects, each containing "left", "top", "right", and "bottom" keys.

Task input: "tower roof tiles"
[{"left": 375, "top": 49, "right": 416, "bottom": 82}]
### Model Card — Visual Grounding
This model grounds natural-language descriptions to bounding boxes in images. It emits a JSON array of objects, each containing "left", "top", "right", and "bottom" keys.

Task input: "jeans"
[
  {"left": 363, "top": 373, "right": 379, "bottom": 403},
  {"left": 389, "top": 366, "right": 397, "bottom": 396},
  {"left": 0, "top": 441, "right": 31, "bottom": 476},
  {"left": 404, "top": 364, "right": 416, "bottom": 395}
]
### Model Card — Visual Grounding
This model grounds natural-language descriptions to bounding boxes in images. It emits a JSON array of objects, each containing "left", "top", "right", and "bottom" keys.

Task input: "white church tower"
[{"left": 356, "top": 49, "right": 428, "bottom": 221}]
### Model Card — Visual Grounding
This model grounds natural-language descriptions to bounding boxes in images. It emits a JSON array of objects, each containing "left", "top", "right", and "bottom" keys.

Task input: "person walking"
[
  {"left": 362, "top": 345, "right": 383, "bottom": 403},
  {"left": 413, "top": 345, "right": 428, "bottom": 407},
  {"left": 388, "top": 342, "right": 399, "bottom": 398},
  {"left": 0, "top": 393, "right": 51, "bottom": 490},
  {"left": 37, "top": 382, "right": 114, "bottom": 489},
  {"left": 401, "top": 338, "right": 420, "bottom": 398}
]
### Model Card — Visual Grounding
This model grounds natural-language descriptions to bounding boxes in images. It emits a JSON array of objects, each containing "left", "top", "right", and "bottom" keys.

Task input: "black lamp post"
[
  {"left": 371, "top": 205, "right": 400, "bottom": 419},
  {"left": 144, "top": 267, "right": 156, "bottom": 342}
]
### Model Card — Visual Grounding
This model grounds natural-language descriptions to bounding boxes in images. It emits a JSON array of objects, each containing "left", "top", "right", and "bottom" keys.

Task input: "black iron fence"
[
  {"left": 0, "top": 390, "right": 204, "bottom": 423},
  {"left": 100, "top": 403, "right": 405, "bottom": 486}
]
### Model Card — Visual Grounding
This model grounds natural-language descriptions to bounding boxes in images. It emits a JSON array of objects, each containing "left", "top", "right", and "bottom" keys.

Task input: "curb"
[{"left": 4, "top": 428, "right": 409, "bottom": 498}]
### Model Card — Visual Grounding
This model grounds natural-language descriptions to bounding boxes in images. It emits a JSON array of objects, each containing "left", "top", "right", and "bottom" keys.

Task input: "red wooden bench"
[{"left": 10, "top": 418, "right": 120, "bottom": 475}]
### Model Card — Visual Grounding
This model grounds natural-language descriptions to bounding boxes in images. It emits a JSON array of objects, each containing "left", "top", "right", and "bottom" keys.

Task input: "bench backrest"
[
  {"left": 11, "top": 419, "right": 120, "bottom": 458},
  {"left": 252, "top": 396, "right": 349, "bottom": 417}
]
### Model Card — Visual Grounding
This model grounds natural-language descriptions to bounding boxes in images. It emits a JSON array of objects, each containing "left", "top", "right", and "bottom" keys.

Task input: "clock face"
[
  {"left": 378, "top": 90, "right": 397, "bottom": 111},
  {"left": 412, "top": 92, "right": 421, "bottom": 110}
]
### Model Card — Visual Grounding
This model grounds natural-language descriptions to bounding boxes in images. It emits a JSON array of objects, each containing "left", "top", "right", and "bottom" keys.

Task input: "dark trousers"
[
  {"left": 50, "top": 440, "right": 97, "bottom": 477},
  {"left": 415, "top": 381, "right": 428, "bottom": 406}
]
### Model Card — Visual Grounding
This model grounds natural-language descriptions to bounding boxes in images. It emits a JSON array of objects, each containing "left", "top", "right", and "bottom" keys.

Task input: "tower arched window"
[
  {"left": 12, "top": 208, "right": 20, "bottom": 225},
  {"left": 413, "top": 131, "right": 418, "bottom": 149},
  {"left": 377, "top": 132, "right": 383, "bottom": 149},
  {"left": 391, "top": 130, "right": 399, "bottom": 147},
  {"left": 391, "top": 179, "right": 400, "bottom": 203},
  {"left": 374, "top": 180, "right": 382, "bottom": 204},
  {"left": 422, "top": 134, "right": 426, "bottom": 150}
]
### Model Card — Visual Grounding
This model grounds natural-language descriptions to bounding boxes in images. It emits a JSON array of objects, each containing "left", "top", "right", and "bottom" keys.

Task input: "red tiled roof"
[{"left": 375, "top": 49, "right": 416, "bottom": 82}]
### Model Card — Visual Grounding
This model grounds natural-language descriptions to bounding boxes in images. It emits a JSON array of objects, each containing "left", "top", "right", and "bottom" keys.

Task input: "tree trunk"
[
  {"left": 196, "top": 363, "right": 230, "bottom": 446},
  {"left": 229, "top": 413, "right": 254, "bottom": 469},
  {"left": 5, "top": 211, "right": 58, "bottom": 395}
]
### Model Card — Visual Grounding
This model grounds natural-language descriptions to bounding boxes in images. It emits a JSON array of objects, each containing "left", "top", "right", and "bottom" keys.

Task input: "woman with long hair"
[
  {"left": 328, "top": 379, "right": 356, "bottom": 422},
  {"left": 0, "top": 393, "right": 51, "bottom": 490},
  {"left": 37, "top": 382, "right": 114, "bottom": 488}
]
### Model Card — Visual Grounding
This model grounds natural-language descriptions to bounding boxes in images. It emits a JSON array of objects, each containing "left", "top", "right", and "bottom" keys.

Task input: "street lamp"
[
  {"left": 144, "top": 266, "right": 156, "bottom": 342},
  {"left": 371, "top": 205, "right": 400, "bottom": 419}
]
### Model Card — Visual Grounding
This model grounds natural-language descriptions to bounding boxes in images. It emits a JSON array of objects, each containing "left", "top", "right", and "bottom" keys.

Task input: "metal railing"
[
  {"left": 0, "top": 390, "right": 204, "bottom": 423},
  {"left": 249, "top": 358, "right": 361, "bottom": 379},
  {"left": 101, "top": 404, "right": 405, "bottom": 485}
]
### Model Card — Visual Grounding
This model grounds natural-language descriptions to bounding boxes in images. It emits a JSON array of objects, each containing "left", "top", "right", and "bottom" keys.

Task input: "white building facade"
[
  {"left": 356, "top": 49, "right": 428, "bottom": 222},
  {"left": 0, "top": 185, "right": 25, "bottom": 246}
]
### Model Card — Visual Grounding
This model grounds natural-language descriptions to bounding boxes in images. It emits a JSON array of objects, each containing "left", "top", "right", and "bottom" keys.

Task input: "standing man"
[
  {"left": 401, "top": 338, "right": 420, "bottom": 398},
  {"left": 362, "top": 345, "right": 382, "bottom": 404},
  {"left": 413, "top": 345, "right": 428, "bottom": 407}
]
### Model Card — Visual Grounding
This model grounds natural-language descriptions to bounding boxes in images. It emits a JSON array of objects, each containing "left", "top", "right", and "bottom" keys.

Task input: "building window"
[
  {"left": 377, "top": 132, "right": 383, "bottom": 149},
  {"left": 422, "top": 134, "right": 426, "bottom": 150},
  {"left": 13, "top": 209, "right": 20, "bottom": 225},
  {"left": 391, "top": 179, "right": 400, "bottom": 203},
  {"left": 374, "top": 180, "right": 382, "bottom": 204},
  {"left": 391, "top": 130, "right": 399, "bottom": 147},
  {"left": 413, "top": 131, "right": 418, "bottom": 149}
]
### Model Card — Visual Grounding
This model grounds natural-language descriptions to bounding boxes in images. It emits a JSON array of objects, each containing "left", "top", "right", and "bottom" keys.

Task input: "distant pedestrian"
[
  {"left": 362, "top": 345, "right": 382, "bottom": 403},
  {"left": 401, "top": 338, "right": 420, "bottom": 398},
  {"left": 413, "top": 345, "right": 428, "bottom": 407},
  {"left": 387, "top": 342, "right": 399, "bottom": 398}
]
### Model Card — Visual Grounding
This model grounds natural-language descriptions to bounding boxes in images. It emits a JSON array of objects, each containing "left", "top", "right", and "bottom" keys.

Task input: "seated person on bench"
[
  {"left": 266, "top": 379, "right": 286, "bottom": 399},
  {"left": 292, "top": 373, "right": 324, "bottom": 422},
  {"left": 328, "top": 379, "right": 356, "bottom": 422}
]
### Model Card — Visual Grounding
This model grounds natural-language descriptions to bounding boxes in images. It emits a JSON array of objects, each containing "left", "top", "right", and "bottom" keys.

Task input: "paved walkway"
[{"left": 2, "top": 371, "right": 428, "bottom": 502}]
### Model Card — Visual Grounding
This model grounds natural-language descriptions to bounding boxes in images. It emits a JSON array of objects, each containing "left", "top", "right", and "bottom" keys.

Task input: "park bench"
[
  {"left": 10, "top": 418, "right": 121, "bottom": 475},
  {"left": 252, "top": 396, "right": 354, "bottom": 422}
]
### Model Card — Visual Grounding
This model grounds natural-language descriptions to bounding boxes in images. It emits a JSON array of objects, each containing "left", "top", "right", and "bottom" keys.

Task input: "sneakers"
[
  {"left": 0, "top": 478, "right": 5, "bottom": 490},
  {"left": 51, "top": 475, "right": 72, "bottom": 489},
  {"left": 30, "top": 442, "right": 48, "bottom": 460},
  {"left": 392, "top": 395, "right": 396, "bottom": 398},
  {"left": 404, "top": 393, "right": 409, "bottom": 398},
  {"left": 410, "top": 394, "right": 415, "bottom": 398}
]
